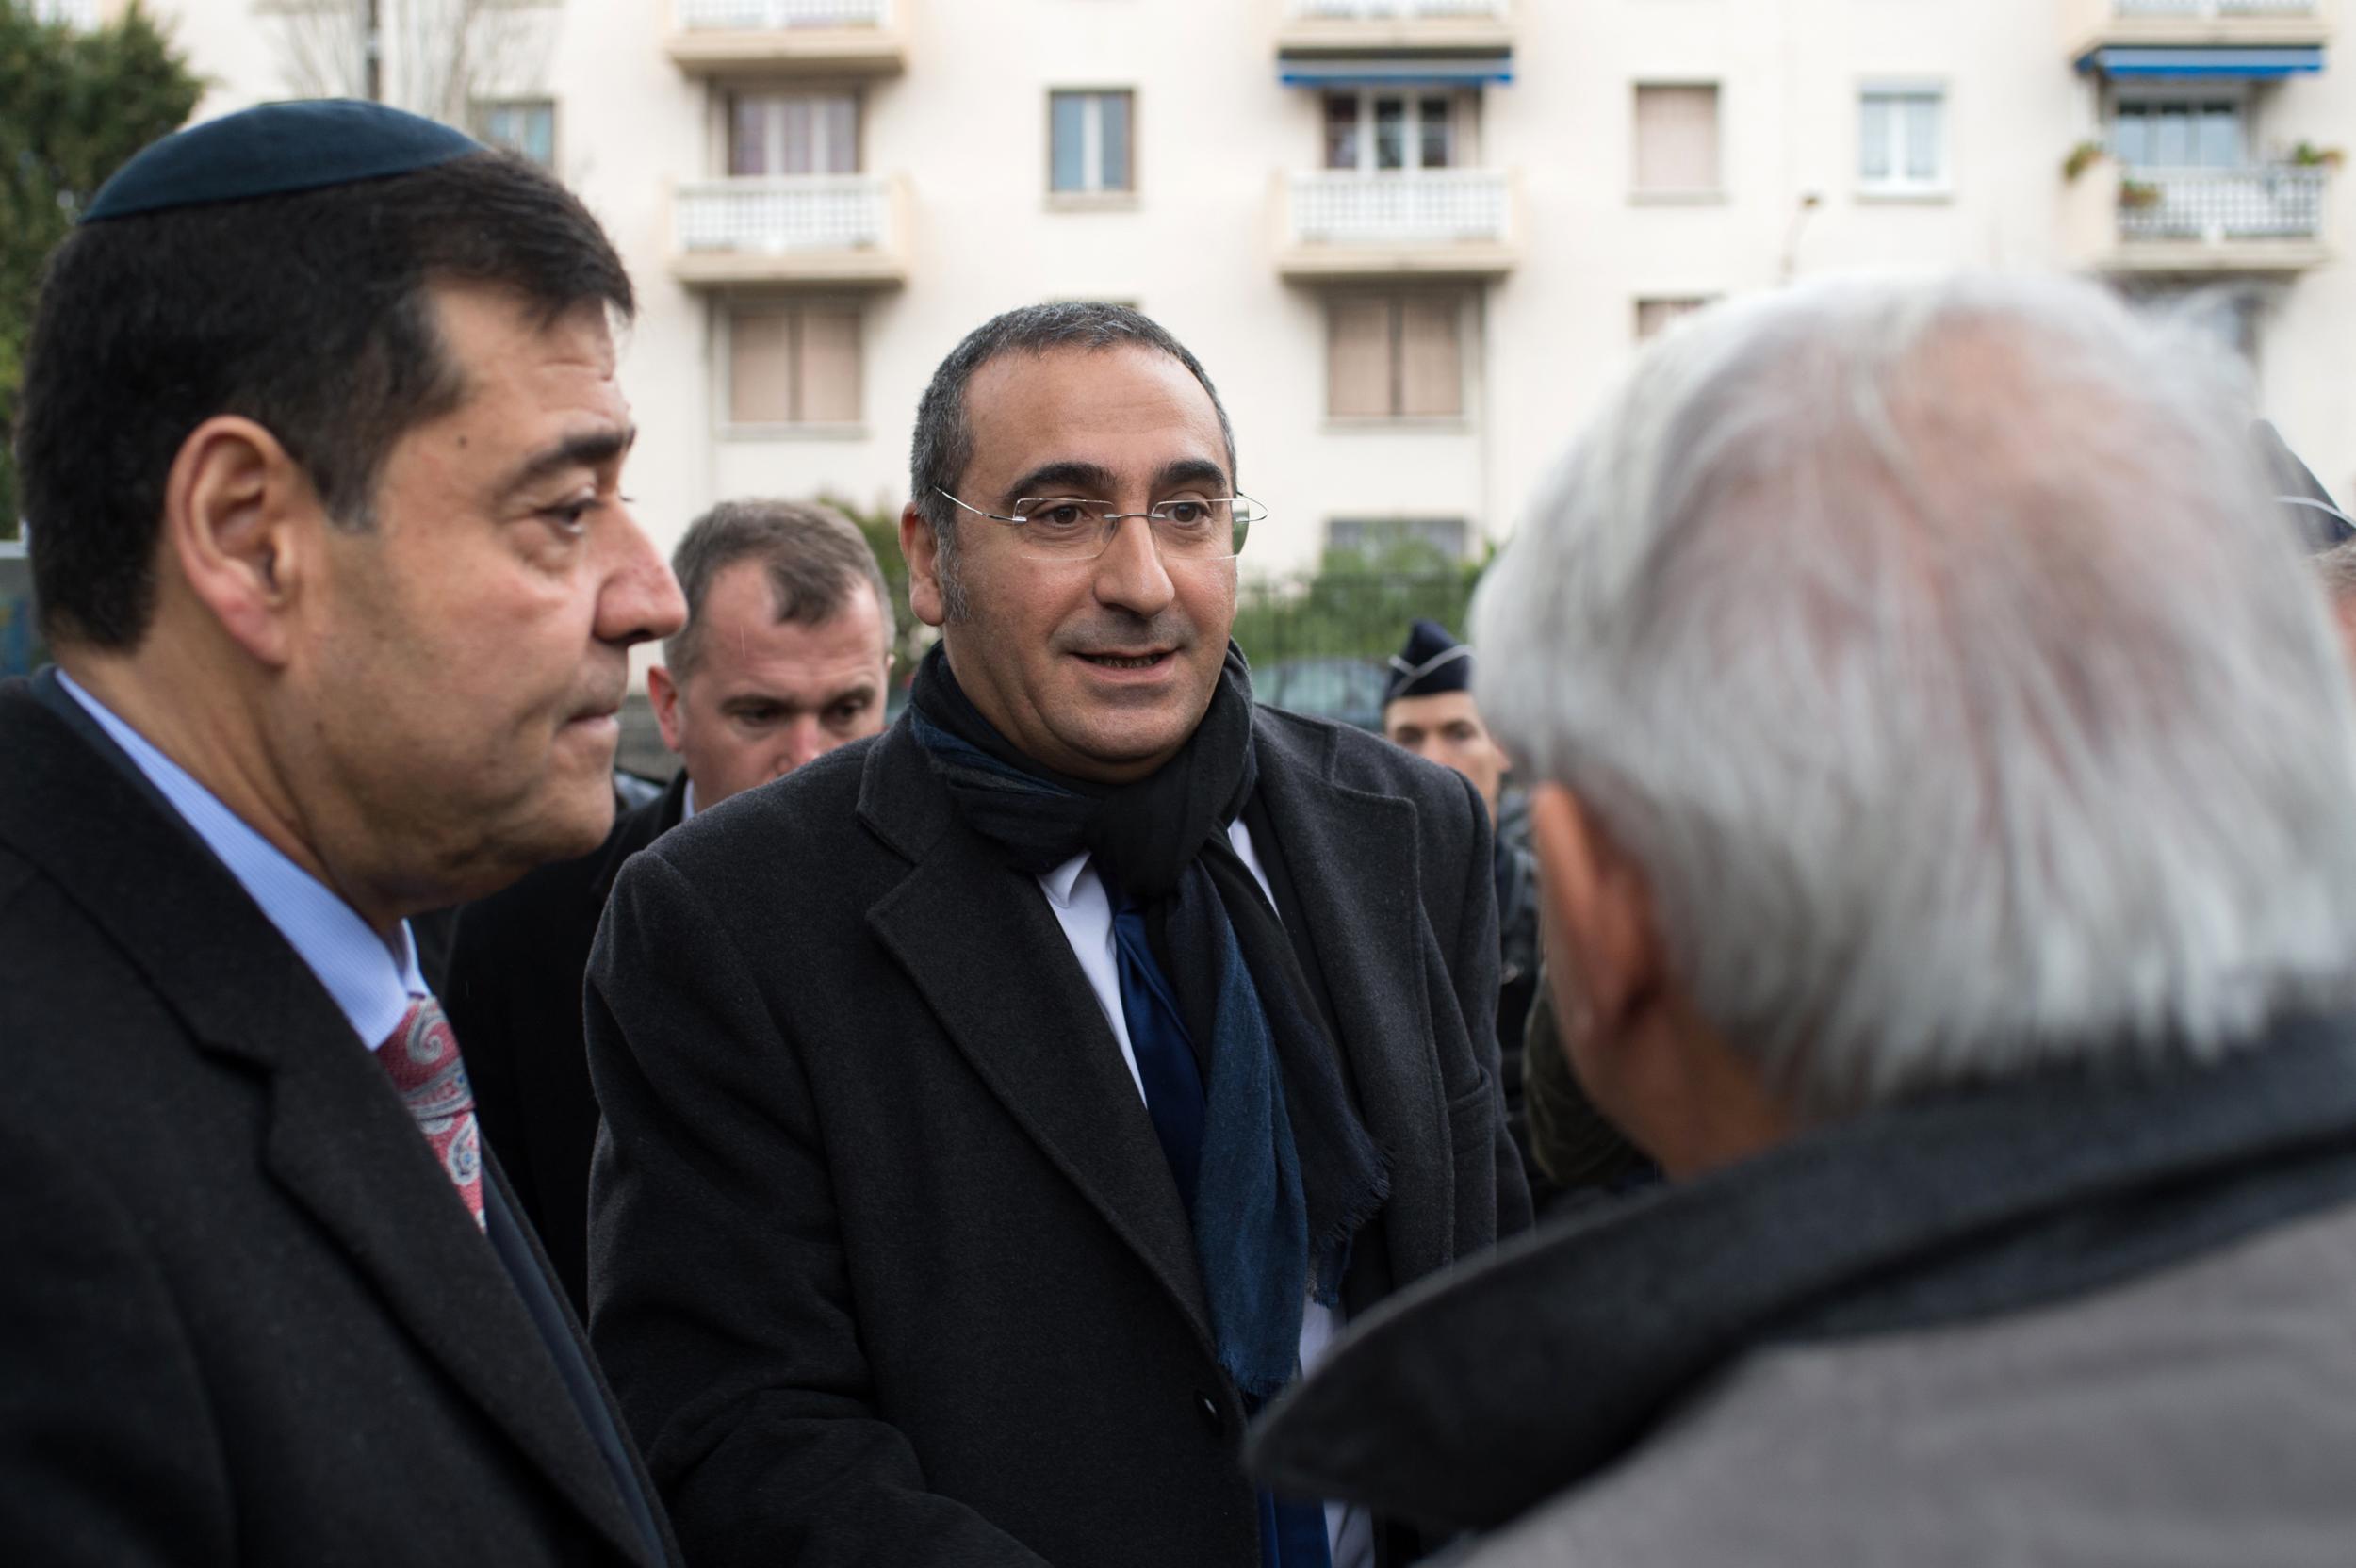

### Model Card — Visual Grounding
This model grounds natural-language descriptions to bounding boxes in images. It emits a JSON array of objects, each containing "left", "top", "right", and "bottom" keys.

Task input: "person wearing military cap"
[{"left": 1, "top": 101, "right": 684, "bottom": 1565}]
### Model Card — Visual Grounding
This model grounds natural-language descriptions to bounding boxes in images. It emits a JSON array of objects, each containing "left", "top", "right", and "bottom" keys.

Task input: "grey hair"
[
  {"left": 907, "top": 301, "right": 1238, "bottom": 619},
  {"left": 663, "top": 498, "right": 892, "bottom": 678},
  {"left": 2315, "top": 538, "right": 2356, "bottom": 603},
  {"left": 1475, "top": 272, "right": 2356, "bottom": 1117}
]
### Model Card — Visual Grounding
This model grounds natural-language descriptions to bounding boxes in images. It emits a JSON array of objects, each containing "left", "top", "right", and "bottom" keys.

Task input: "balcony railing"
[
  {"left": 1290, "top": 170, "right": 1511, "bottom": 246},
  {"left": 678, "top": 176, "right": 892, "bottom": 254},
  {"left": 2119, "top": 165, "right": 2326, "bottom": 240},
  {"left": 1287, "top": 0, "right": 1508, "bottom": 17},
  {"left": 677, "top": 0, "right": 888, "bottom": 27},
  {"left": 2113, "top": 1, "right": 2314, "bottom": 14}
]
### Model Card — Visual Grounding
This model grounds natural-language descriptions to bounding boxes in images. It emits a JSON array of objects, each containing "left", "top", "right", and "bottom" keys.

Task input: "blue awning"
[
  {"left": 1279, "top": 54, "right": 1513, "bottom": 89},
  {"left": 2078, "top": 45, "right": 2324, "bottom": 78}
]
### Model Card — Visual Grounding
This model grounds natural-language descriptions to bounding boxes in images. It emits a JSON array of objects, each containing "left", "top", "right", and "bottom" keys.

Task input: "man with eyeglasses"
[{"left": 586, "top": 302, "right": 1530, "bottom": 1568}]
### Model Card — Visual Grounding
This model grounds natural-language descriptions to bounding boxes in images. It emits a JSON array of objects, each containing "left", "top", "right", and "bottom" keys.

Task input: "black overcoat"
[
  {"left": 445, "top": 770, "right": 690, "bottom": 1315},
  {"left": 586, "top": 703, "right": 1530, "bottom": 1568},
  {"left": 0, "top": 675, "right": 677, "bottom": 1567}
]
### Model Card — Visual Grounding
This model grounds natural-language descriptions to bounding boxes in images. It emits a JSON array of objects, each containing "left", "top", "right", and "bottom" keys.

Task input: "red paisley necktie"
[{"left": 379, "top": 994, "right": 485, "bottom": 1231}]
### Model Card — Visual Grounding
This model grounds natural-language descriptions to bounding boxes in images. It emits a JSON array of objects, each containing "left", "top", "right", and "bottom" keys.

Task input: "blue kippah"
[{"left": 82, "top": 99, "right": 483, "bottom": 224}]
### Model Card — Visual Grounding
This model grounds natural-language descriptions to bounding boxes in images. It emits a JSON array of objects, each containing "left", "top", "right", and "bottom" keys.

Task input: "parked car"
[{"left": 1255, "top": 656, "right": 1389, "bottom": 733}]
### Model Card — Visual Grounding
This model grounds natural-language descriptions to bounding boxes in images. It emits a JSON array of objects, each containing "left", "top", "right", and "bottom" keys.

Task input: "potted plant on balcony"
[
  {"left": 2063, "top": 139, "right": 2106, "bottom": 182},
  {"left": 2290, "top": 141, "right": 2347, "bottom": 171},
  {"left": 2119, "top": 178, "right": 2164, "bottom": 211}
]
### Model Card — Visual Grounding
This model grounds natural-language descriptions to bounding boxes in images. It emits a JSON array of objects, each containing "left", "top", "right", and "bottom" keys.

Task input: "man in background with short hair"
[{"left": 445, "top": 497, "right": 892, "bottom": 1312}]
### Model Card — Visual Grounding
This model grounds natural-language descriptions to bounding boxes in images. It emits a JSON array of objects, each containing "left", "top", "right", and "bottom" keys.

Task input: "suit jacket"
[
  {"left": 0, "top": 676, "right": 677, "bottom": 1568},
  {"left": 586, "top": 705, "right": 1531, "bottom": 1568},
  {"left": 445, "top": 771, "right": 689, "bottom": 1314}
]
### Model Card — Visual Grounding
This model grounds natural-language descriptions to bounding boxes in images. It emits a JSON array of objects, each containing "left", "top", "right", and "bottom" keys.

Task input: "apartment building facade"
[{"left": 68, "top": 0, "right": 2356, "bottom": 576}]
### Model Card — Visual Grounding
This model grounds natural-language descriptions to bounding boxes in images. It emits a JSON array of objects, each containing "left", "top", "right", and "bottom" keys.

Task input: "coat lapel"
[
  {"left": 0, "top": 682, "right": 662, "bottom": 1566},
  {"left": 1250, "top": 712, "right": 1458, "bottom": 1289},
  {"left": 858, "top": 722, "right": 1217, "bottom": 1351}
]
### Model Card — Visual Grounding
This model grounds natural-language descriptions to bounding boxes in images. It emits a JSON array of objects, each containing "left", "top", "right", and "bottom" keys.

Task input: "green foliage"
[
  {"left": 1233, "top": 539, "right": 1489, "bottom": 669},
  {"left": 0, "top": 1, "right": 203, "bottom": 536},
  {"left": 818, "top": 492, "right": 934, "bottom": 679}
]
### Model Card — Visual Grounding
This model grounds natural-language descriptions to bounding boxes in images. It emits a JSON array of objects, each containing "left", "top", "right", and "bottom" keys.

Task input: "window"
[
  {"left": 728, "top": 303, "right": 861, "bottom": 426},
  {"left": 1859, "top": 88, "right": 1946, "bottom": 193},
  {"left": 1328, "top": 517, "right": 1469, "bottom": 561},
  {"left": 1634, "top": 296, "right": 1711, "bottom": 341},
  {"left": 730, "top": 90, "right": 859, "bottom": 176},
  {"left": 1633, "top": 84, "right": 1721, "bottom": 196},
  {"left": 1050, "top": 90, "right": 1134, "bottom": 195},
  {"left": 2112, "top": 98, "right": 2246, "bottom": 169},
  {"left": 1323, "top": 92, "right": 1459, "bottom": 172},
  {"left": 1328, "top": 294, "right": 1465, "bottom": 419},
  {"left": 474, "top": 100, "right": 556, "bottom": 169}
]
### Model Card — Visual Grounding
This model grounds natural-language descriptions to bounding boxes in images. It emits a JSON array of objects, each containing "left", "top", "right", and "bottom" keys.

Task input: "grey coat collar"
[{"left": 1249, "top": 1018, "right": 2356, "bottom": 1535}]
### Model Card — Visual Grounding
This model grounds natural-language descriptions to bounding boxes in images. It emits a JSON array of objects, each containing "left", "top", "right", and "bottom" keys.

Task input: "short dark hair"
[
  {"left": 663, "top": 498, "right": 893, "bottom": 678},
  {"left": 908, "top": 302, "right": 1237, "bottom": 616},
  {"left": 17, "top": 150, "right": 633, "bottom": 649}
]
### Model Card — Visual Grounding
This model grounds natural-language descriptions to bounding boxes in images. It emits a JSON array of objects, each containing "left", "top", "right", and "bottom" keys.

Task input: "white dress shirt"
[
  {"left": 57, "top": 670, "right": 425, "bottom": 1048},
  {"left": 1033, "top": 818, "right": 1372, "bottom": 1568}
]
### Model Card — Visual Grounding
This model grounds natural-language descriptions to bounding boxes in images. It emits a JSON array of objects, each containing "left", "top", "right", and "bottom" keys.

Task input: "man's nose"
[
  {"left": 1089, "top": 514, "right": 1177, "bottom": 619},
  {"left": 777, "top": 717, "right": 831, "bottom": 774},
  {"left": 596, "top": 507, "right": 687, "bottom": 646}
]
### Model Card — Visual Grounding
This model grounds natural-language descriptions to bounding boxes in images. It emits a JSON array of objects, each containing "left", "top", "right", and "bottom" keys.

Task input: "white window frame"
[
  {"left": 1857, "top": 81, "right": 1950, "bottom": 198},
  {"left": 2107, "top": 82, "right": 2253, "bottom": 172},
  {"left": 473, "top": 98, "right": 558, "bottom": 170},
  {"left": 1321, "top": 90, "right": 1468, "bottom": 175},
  {"left": 1048, "top": 89, "right": 1137, "bottom": 198}
]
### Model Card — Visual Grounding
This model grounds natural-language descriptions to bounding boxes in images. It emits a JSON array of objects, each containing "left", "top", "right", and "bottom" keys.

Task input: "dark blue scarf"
[{"left": 908, "top": 644, "right": 1388, "bottom": 1408}]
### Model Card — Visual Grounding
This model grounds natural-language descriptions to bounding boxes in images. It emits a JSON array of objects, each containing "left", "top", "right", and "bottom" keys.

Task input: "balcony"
[
  {"left": 665, "top": 0, "right": 906, "bottom": 78},
  {"left": 2065, "top": 0, "right": 2332, "bottom": 64},
  {"left": 1275, "top": 169, "right": 1518, "bottom": 280},
  {"left": 1276, "top": 0, "right": 1513, "bottom": 64},
  {"left": 668, "top": 174, "right": 909, "bottom": 287},
  {"left": 2062, "top": 160, "right": 2331, "bottom": 272}
]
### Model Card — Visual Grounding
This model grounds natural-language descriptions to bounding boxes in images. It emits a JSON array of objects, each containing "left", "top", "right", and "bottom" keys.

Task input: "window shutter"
[
  {"left": 1328, "top": 298, "right": 1394, "bottom": 417},
  {"left": 729, "top": 311, "right": 794, "bottom": 424},
  {"left": 1398, "top": 297, "right": 1463, "bottom": 417},
  {"left": 796, "top": 308, "right": 862, "bottom": 424},
  {"left": 1635, "top": 85, "right": 1720, "bottom": 192}
]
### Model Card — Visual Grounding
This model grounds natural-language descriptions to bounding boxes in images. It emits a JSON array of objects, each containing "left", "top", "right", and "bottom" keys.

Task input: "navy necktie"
[
  {"left": 1110, "top": 888, "right": 1207, "bottom": 1210},
  {"left": 1107, "top": 882, "right": 1334, "bottom": 1568}
]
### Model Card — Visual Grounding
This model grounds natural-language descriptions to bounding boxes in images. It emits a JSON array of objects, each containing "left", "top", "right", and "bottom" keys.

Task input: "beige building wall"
[{"left": 114, "top": 0, "right": 2356, "bottom": 580}]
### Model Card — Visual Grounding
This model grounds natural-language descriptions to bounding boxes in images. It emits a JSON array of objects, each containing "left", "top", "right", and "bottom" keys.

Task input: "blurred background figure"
[
  {"left": 1253, "top": 272, "right": 2356, "bottom": 1566},
  {"left": 443, "top": 497, "right": 892, "bottom": 1312},
  {"left": 1381, "top": 617, "right": 1548, "bottom": 1200}
]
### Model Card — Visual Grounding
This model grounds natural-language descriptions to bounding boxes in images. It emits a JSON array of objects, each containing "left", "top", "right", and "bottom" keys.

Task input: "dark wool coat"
[
  {"left": 0, "top": 674, "right": 676, "bottom": 1567},
  {"left": 586, "top": 705, "right": 1531, "bottom": 1568},
  {"left": 444, "top": 770, "right": 689, "bottom": 1315}
]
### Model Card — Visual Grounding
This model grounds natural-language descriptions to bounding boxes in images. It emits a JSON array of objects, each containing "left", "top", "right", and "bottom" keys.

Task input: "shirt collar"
[
  {"left": 1038, "top": 851, "right": 1091, "bottom": 908},
  {"left": 57, "top": 670, "right": 423, "bottom": 1049},
  {"left": 681, "top": 776, "right": 698, "bottom": 823}
]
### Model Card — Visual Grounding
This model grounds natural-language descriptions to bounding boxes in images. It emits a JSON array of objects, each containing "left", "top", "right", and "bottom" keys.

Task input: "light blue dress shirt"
[{"left": 57, "top": 670, "right": 423, "bottom": 1050}]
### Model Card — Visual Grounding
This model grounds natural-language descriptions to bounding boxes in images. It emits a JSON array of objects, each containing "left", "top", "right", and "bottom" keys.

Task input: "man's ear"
[
  {"left": 899, "top": 501, "right": 946, "bottom": 629},
  {"left": 161, "top": 416, "right": 321, "bottom": 667},
  {"left": 1527, "top": 783, "right": 1662, "bottom": 1060},
  {"left": 647, "top": 664, "right": 684, "bottom": 754}
]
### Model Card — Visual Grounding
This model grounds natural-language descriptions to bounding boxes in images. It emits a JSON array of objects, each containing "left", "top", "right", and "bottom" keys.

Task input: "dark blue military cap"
[
  {"left": 82, "top": 99, "right": 482, "bottom": 224},
  {"left": 1384, "top": 618, "right": 1475, "bottom": 706},
  {"left": 2251, "top": 419, "right": 2355, "bottom": 555}
]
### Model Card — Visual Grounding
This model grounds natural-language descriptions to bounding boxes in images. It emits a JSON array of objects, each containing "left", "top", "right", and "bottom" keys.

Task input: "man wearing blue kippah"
[{"left": 0, "top": 101, "right": 685, "bottom": 1566}]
